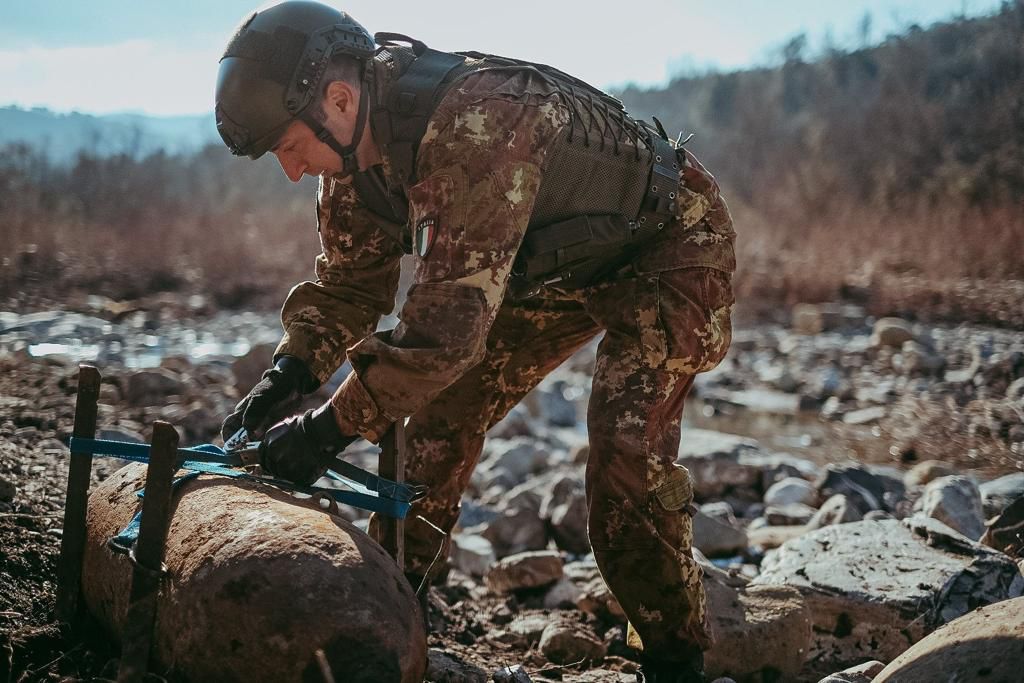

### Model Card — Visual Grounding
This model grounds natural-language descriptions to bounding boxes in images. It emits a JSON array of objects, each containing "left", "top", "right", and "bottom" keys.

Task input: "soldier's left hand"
[{"left": 259, "top": 403, "right": 356, "bottom": 485}]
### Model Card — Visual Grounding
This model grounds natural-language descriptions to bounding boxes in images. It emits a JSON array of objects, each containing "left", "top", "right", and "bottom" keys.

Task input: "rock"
[
  {"left": 692, "top": 511, "right": 748, "bottom": 557},
  {"left": 98, "top": 426, "right": 147, "bottom": 444},
  {"left": 764, "top": 477, "right": 817, "bottom": 506},
  {"left": 531, "top": 381, "right": 579, "bottom": 427},
  {"left": 541, "top": 476, "right": 590, "bottom": 555},
  {"left": 425, "top": 649, "right": 487, "bottom": 683},
  {"left": 230, "top": 342, "right": 275, "bottom": 390},
  {"left": 576, "top": 577, "right": 626, "bottom": 620},
  {"left": 543, "top": 577, "right": 583, "bottom": 609},
  {"left": 506, "top": 614, "right": 551, "bottom": 645},
  {"left": 678, "top": 429, "right": 760, "bottom": 459},
  {"left": 699, "top": 501, "right": 736, "bottom": 523},
  {"left": 914, "top": 475, "right": 986, "bottom": 540},
  {"left": 902, "top": 459, "right": 956, "bottom": 488},
  {"left": 125, "top": 368, "right": 185, "bottom": 405},
  {"left": 900, "top": 340, "right": 944, "bottom": 375},
  {"left": 1007, "top": 376, "right": 1024, "bottom": 401},
  {"left": 451, "top": 534, "right": 496, "bottom": 577},
  {"left": 478, "top": 505, "right": 548, "bottom": 558},
  {"left": 677, "top": 431, "right": 817, "bottom": 500},
  {"left": 703, "top": 388, "right": 802, "bottom": 415},
  {"left": 815, "top": 464, "right": 902, "bottom": 513},
  {"left": 764, "top": 503, "right": 817, "bottom": 526},
  {"left": 873, "top": 596, "right": 1024, "bottom": 683},
  {"left": 805, "top": 494, "right": 863, "bottom": 530},
  {"left": 817, "top": 660, "right": 885, "bottom": 682},
  {"left": 747, "top": 524, "right": 807, "bottom": 551},
  {"left": 485, "top": 551, "right": 563, "bottom": 593},
  {"left": 841, "top": 406, "right": 887, "bottom": 425},
  {"left": 752, "top": 518, "right": 1024, "bottom": 672},
  {"left": 480, "top": 438, "right": 548, "bottom": 484},
  {"left": 871, "top": 318, "right": 915, "bottom": 348},
  {"left": 493, "top": 664, "right": 533, "bottom": 683},
  {"left": 981, "top": 493, "right": 1024, "bottom": 558},
  {"left": 487, "top": 404, "right": 534, "bottom": 439},
  {"left": 539, "top": 620, "right": 607, "bottom": 665},
  {"left": 82, "top": 463, "right": 426, "bottom": 683},
  {"left": 980, "top": 472, "right": 1024, "bottom": 517},
  {"left": 704, "top": 576, "right": 811, "bottom": 682},
  {"left": 792, "top": 303, "right": 824, "bottom": 335},
  {"left": 0, "top": 474, "right": 16, "bottom": 503}
]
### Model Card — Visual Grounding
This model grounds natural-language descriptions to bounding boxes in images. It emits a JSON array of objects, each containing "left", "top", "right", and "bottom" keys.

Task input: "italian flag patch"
[{"left": 415, "top": 216, "right": 437, "bottom": 257}]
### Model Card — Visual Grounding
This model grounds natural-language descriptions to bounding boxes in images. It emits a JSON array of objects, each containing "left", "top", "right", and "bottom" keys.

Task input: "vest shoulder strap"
[{"left": 371, "top": 38, "right": 469, "bottom": 186}]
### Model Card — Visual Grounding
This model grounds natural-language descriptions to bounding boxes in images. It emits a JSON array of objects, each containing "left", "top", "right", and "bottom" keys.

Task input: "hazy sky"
[{"left": 0, "top": 0, "right": 1005, "bottom": 116}]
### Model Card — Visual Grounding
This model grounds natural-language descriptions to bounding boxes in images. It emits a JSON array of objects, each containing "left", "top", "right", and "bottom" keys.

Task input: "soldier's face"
[{"left": 270, "top": 121, "right": 342, "bottom": 182}]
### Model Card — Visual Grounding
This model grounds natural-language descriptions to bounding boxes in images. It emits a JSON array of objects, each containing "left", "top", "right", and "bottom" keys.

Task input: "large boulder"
[
  {"left": 873, "top": 596, "right": 1024, "bottom": 683},
  {"left": 751, "top": 518, "right": 1024, "bottom": 675},
  {"left": 82, "top": 464, "right": 426, "bottom": 683},
  {"left": 701, "top": 557, "right": 812, "bottom": 682}
]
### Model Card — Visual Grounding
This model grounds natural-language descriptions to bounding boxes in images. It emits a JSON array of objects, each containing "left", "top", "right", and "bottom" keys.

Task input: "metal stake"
[
  {"left": 55, "top": 364, "right": 101, "bottom": 625},
  {"left": 117, "top": 421, "right": 178, "bottom": 683},
  {"left": 378, "top": 420, "right": 406, "bottom": 570}
]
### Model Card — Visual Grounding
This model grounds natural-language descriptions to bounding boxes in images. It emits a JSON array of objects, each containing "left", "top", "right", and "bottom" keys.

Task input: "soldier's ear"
[{"left": 323, "top": 80, "right": 358, "bottom": 118}]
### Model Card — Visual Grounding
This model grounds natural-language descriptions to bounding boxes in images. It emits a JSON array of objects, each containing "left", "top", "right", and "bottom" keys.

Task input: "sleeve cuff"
[
  {"left": 329, "top": 370, "right": 393, "bottom": 444},
  {"left": 275, "top": 328, "right": 343, "bottom": 386}
]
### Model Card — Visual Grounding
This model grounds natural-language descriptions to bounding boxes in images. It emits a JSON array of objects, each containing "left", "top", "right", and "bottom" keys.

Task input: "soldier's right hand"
[{"left": 220, "top": 355, "right": 319, "bottom": 442}]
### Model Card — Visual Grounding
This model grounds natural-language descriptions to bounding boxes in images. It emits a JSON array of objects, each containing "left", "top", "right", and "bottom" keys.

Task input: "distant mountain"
[{"left": 0, "top": 106, "right": 219, "bottom": 162}]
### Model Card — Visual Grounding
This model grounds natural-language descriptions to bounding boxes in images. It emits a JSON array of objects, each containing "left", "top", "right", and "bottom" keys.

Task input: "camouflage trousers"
[{"left": 370, "top": 265, "right": 733, "bottom": 659}]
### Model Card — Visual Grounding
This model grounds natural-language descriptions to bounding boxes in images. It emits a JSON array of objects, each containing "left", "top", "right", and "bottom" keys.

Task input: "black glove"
[
  {"left": 221, "top": 355, "right": 318, "bottom": 442},
  {"left": 259, "top": 403, "right": 357, "bottom": 485}
]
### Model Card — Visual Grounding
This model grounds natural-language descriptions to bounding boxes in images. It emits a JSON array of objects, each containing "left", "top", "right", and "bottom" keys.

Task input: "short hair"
[{"left": 311, "top": 53, "right": 363, "bottom": 123}]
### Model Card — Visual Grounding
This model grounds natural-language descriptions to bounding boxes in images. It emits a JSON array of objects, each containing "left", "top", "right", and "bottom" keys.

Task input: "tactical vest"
[{"left": 354, "top": 34, "right": 681, "bottom": 298}]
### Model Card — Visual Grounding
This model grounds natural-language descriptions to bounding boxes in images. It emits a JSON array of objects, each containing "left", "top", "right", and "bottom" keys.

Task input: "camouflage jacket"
[{"left": 275, "top": 64, "right": 735, "bottom": 443}]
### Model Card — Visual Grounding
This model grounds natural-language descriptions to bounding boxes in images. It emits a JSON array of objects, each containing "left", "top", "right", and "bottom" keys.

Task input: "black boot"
[{"left": 635, "top": 653, "right": 706, "bottom": 683}]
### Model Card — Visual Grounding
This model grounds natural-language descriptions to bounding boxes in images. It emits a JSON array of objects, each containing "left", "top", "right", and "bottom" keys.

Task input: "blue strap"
[
  {"left": 108, "top": 471, "right": 202, "bottom": 555},
  {"left": 70, "top": 436, "right": 412, "bottom": 525}
]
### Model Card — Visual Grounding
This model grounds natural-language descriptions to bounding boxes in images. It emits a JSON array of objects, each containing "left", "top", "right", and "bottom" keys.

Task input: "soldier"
[{"left": 216, "top": 2, "right": 735, "bottom": 681}]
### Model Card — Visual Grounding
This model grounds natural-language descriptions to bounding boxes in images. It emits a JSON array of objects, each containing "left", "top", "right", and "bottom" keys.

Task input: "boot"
[{"left": 635, "top": 653, "right": 705, "bottom": 683}]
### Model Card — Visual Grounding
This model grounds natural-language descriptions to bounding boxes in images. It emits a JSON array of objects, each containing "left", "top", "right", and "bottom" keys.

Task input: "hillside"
[
  {"left": 617, "top": 1, "right": 1023, "bottom": 320},
  {"left": 0, "top": 106, "right": 216, "bottom": 162}
]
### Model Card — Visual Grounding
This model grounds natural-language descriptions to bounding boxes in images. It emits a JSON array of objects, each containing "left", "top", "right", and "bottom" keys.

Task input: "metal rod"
[
  {"left": 117, "top": 421, "right": 178, "bottom": 683},
  {"left": 378, "top": 421, "right": 405, "bottom": 569},
  {"left": 55, "top": 364, "right": 101, "bottom": 625}
]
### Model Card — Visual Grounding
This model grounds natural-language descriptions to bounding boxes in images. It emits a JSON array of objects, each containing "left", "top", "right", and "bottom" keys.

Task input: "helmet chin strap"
[{"left": 300, "top": 82, "right": 370, "bottom": 177}]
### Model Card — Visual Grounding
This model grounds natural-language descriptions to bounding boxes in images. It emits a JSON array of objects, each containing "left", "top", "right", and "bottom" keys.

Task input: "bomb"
[{"left": 82, "top": 463, "right": 426, "bottom": 682}]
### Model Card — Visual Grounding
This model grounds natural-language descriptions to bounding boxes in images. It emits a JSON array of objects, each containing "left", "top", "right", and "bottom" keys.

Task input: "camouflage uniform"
[{"left": 275, "top": 65, "right": 735, "bottom": 660}]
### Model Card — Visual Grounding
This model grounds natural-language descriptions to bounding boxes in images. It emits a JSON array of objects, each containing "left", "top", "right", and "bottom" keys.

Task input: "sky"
[{"left": 0, "top": 0, "right": 1006, "bottom": 116}]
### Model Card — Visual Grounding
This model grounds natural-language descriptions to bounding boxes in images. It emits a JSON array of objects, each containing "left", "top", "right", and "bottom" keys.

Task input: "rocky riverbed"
[{"left": 1, "top": 298, "right": 1023, "bottom": 682}]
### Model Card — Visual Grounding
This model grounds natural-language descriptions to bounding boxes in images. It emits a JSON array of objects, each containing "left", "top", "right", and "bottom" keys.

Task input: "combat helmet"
[{"left": 215, "top": 1, "right": 375, "bottom": 167}]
